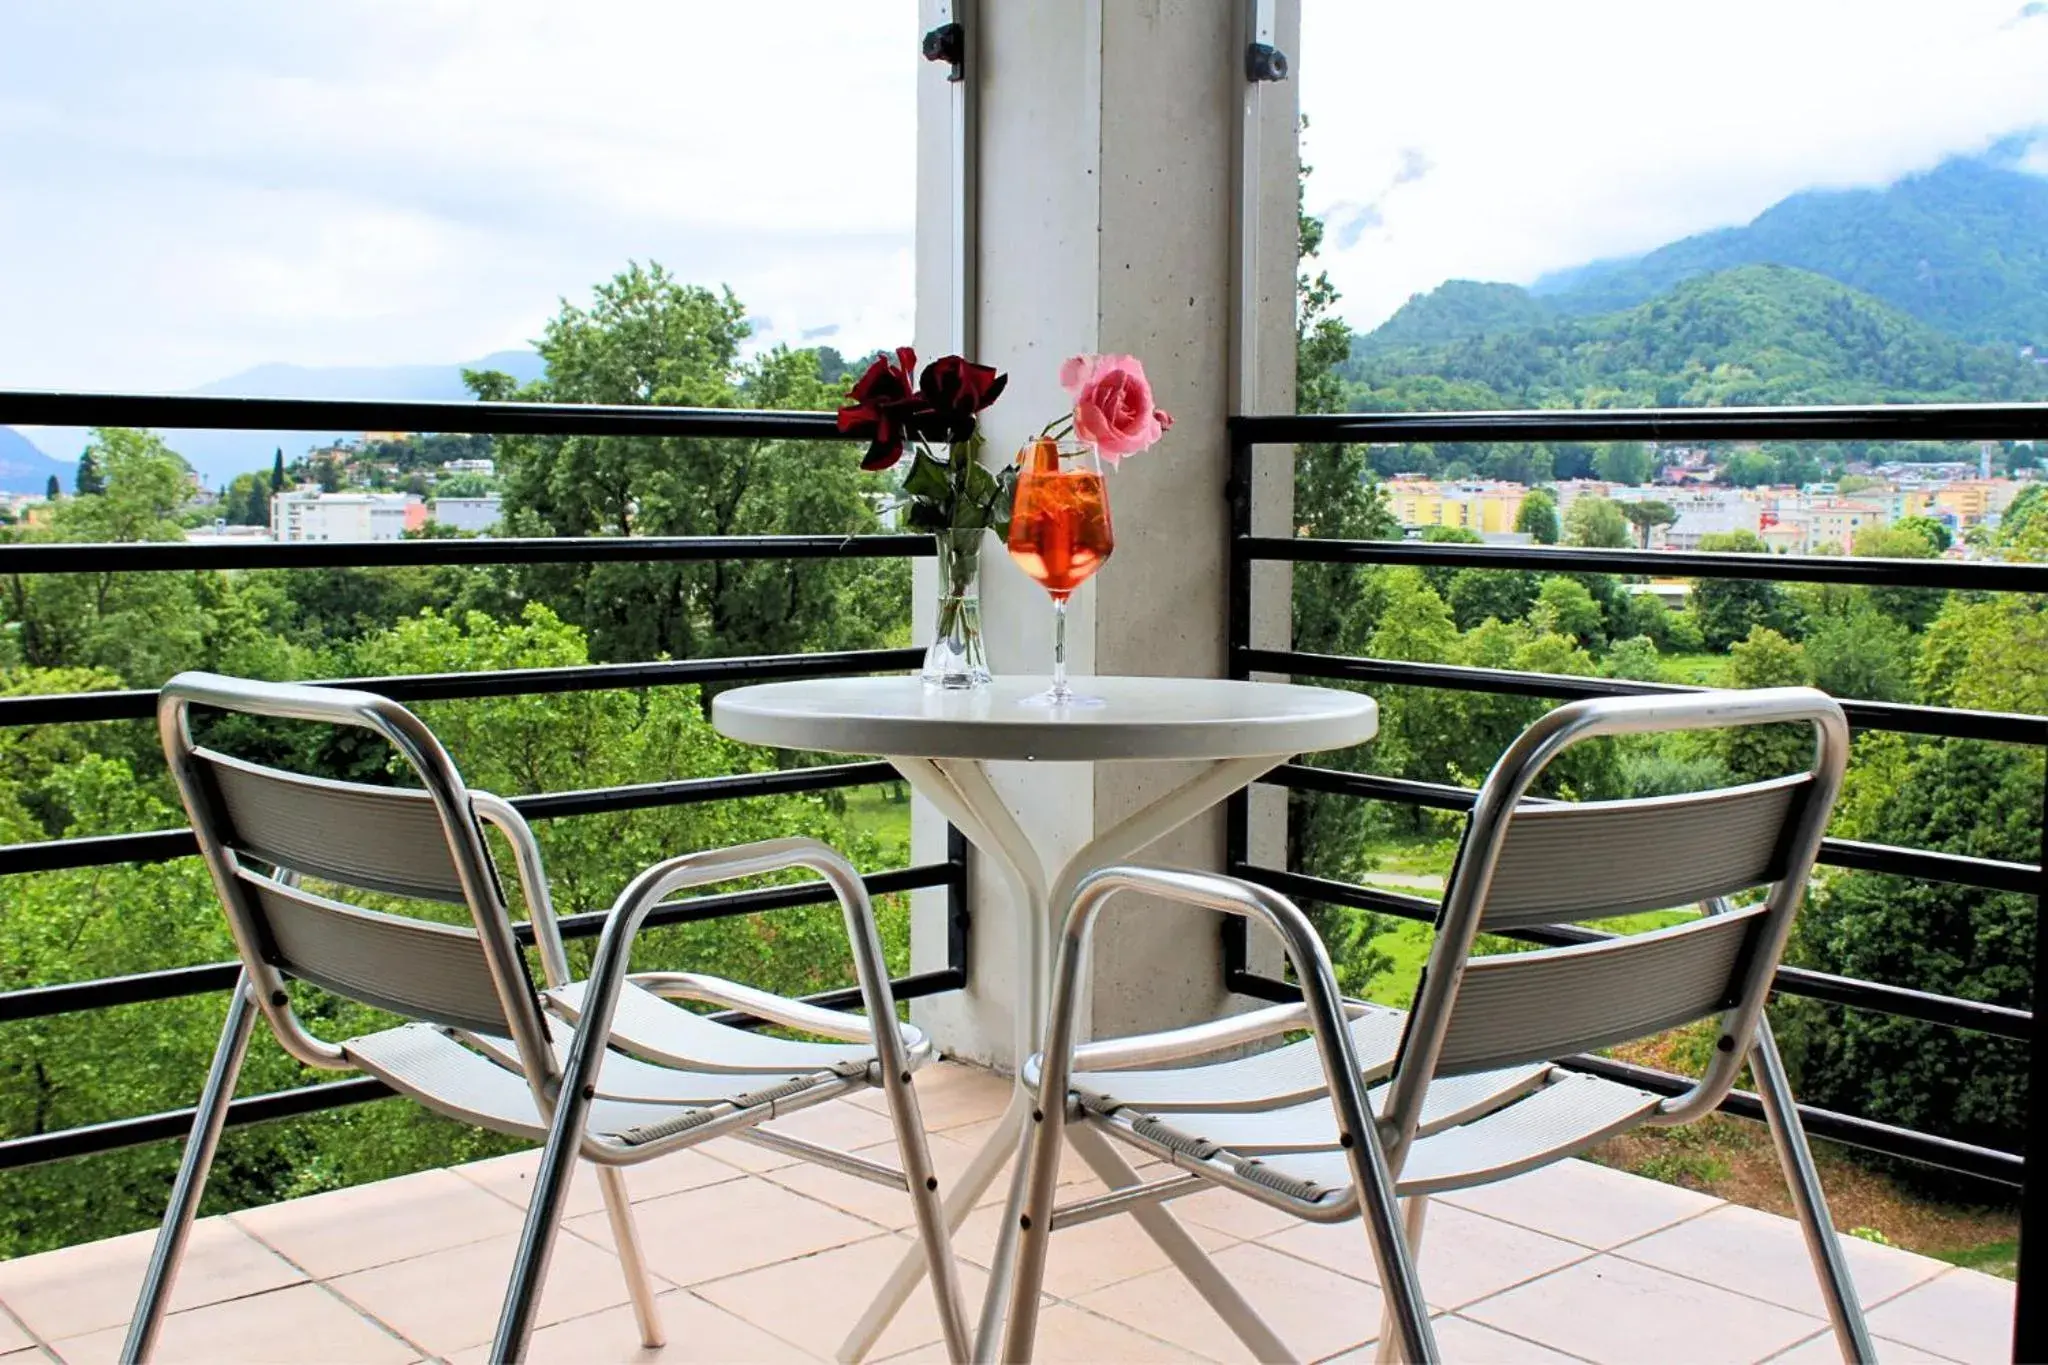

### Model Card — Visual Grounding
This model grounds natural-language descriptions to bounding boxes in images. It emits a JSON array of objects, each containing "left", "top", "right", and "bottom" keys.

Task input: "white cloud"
[
  {"left": 3, "top": 2, "right": 2043, "bottom": 392},
  {"left": 1300, "top": 0, "right": 2048, "bottom": 330}
]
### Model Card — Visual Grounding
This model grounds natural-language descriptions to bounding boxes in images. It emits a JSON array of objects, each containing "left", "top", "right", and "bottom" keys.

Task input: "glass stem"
[{"left": 1051, "top": 596, "right": 1069, "bottom": 698}]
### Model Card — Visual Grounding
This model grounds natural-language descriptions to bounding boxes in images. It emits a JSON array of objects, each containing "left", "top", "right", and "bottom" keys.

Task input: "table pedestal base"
[{"left": 839, "top": 754, "right": 1287, "bottom": 1363}]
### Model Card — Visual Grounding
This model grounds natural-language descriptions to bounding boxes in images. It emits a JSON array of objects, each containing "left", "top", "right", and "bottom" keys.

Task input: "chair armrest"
[
  {"left": 1033, "top": 998, "right": 1372, "bottom": 1079},
  {"left": 628, "top": 971, "right": 890, "bottom": 1045}
]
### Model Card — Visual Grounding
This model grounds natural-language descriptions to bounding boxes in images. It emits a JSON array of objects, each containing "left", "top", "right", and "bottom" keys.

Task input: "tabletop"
[{"left": 711, "top": 675, "right": 1378, "bottom": 763}]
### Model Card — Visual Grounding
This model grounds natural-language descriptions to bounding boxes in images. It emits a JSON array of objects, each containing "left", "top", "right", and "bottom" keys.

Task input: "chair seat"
[
  {"left": 348, "top": 1020, "right": 875, "bottom": 1148},
  {"left": 548, "top": 978, "right": 903, "bottom": 1074},
  {"left": 1073, "top": 1040, "right": 1660, "bottom": 1205},
  {"left": 1068, "top": 1004, "right": 1408, "bottom": 1113}
]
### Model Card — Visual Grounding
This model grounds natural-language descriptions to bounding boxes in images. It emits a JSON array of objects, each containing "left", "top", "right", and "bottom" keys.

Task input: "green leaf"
[
  {"left": 990, "top": 466, "right": 1018, "bottom": 541},
  {"left": 902, "top": 452, "right": 951, "bottom": 503},
  {"left": 905, "top": 499, "right": 951, "bottom": 533}
]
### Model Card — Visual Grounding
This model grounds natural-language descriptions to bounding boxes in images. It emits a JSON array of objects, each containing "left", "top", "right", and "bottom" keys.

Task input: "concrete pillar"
[{"left": 910, "top": 0, "right": 1299, "bottom": 1065}]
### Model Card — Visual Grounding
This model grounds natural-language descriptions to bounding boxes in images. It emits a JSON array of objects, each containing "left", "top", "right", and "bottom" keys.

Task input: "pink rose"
[{"left": 1060, "top": 354, "right": 1173, "bottom": 464}]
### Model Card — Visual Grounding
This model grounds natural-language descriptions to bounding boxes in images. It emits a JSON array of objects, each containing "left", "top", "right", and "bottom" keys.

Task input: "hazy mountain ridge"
[
  {"left": 0, "top": 426, "right": 72, "bottom": 495},
  {"left": 1530, "top": 153, "right": 2048, "bottom": 346}
]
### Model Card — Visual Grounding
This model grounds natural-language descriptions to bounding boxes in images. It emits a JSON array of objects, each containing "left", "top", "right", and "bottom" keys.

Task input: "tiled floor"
[{"left": 0, "top": 1062, "right": 2012, "bottom": 1363}]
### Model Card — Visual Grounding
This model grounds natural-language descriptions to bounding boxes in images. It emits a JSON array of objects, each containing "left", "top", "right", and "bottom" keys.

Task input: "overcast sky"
[{"left": 1, "top": 2, "right": 2043, "bottom": 394}]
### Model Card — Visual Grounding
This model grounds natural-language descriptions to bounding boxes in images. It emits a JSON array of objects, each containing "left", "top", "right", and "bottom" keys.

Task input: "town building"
[
  {"left": 431, "top": 495, "right": 503, "bottom": 533},
  {"left": 271, "top": 490, "right": 426, "bottom": 543}
]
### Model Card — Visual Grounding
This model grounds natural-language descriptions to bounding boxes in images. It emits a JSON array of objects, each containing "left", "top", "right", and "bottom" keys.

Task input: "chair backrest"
[
  {"left": 1380, "top": 687, "right": 1848, "bottom": 1161},
  {"left": 158, "top": 672, "right": 561, "bottom": 1081}
]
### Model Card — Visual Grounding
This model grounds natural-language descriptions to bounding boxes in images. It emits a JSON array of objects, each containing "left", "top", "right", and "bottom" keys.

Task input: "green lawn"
[{"left": 1658, "top": 652, "right": 1734, "bottom": 687}]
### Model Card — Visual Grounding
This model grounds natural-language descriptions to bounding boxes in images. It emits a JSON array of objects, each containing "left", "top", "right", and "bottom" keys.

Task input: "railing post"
[
  {"left": 1222, "top": 427, "right": 1254, "bottom": 988},
  {"left": 2016, "top": 761, "right": 2048, "bottom": 1363}
]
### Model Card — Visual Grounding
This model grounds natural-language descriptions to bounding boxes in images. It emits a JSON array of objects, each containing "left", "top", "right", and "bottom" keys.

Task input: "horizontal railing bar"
[
  {"left": 0, "top": 760, "right": 906, "bottom": 877},
  {"left": 1243, "top": 535, "right": 2048, "bottom": 595},
  {"left": 1244, "top": 648, "right": 2048, "bottom": 747},
  {"left": 1231, "top": 402, "right": 2048, "bottom": 446},
  {"left": 0, "top": 390, "right": 843, "bottom": 440},
  {"left": 1232, "top": 863, "right": 2032, "bottom": 1041},
  {"left": 1225, "top": 964, "right": 2022, "bottom": 1184},
  {"left": 0, "top": 861, "right": 946, "bottom": 1022},
  {"left": 0, "top": 967, "right": 963, "bottom": 1171},
  {"left": 0, "top": 534, "right": 933, "bottom": 576},
  {"left": 0, "top": 647, "right": 922, "bottom": 729},
  {"left": 1263, "top": 764, "right": 2042, "bottom": 895}
]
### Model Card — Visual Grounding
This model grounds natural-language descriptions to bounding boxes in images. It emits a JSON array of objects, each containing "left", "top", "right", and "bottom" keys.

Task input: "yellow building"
[
  {"left": 1384, "top": 480, "right": 1525, "bottom": 534},
  {"left": 1806, "top": 499, "right": 1886, "bottom": 554},
  {"left": 1930, "top": 480, "right": 2019, "bottom": 527}
]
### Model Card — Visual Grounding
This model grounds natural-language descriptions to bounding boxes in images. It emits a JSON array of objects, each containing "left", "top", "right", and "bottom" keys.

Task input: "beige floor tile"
[
  {"left": 0, "top": 1216, "right": 302, "bottom": 1343},
  {"left": 1462, "top": 1254, "right": 1824, "bottom": 1364},
  {"left": 1264, "top": 1201, "right": 1589, "bottom": 1311},
  {"left": 233, "top": 1166, "right": 524, "bottom": 1280},
  {"left": 1171, "top": 1187, "right": 1304, "bottom": 1241},
  {"left": 693, "top": 1232, "right": 990, "bottom": 1361},
  {"left": 952, "top": 1191, "right": 1233, "bottom": 1301},
  {"left": 0, "top": 1308, "right": 36, "bottom": 1354},
  {"left": 1616, "top": 1204, "right": 1947, "bottom": 1316},
  {"left": 49, "top": 1283, "right": 416, "bottom": 1365},
  {"left": 768, "top": 1128, "right": 1115, "bottom": 1231},
  {"left": 754, "top": 1097, "right": 903, "bottom": 1151},
  {"left": 445, "top": 1289, "right": 811, "bottom": 1365},
  {"left": 1768, "top": 1326, "right": 1963, "bottom": 1364},
  {"left": 696, "top": 1135, "right": 806, "bottom": 1173},
  {"left": 1322, "top": 1314, "right": 1583, "bottom": 1364},
  {"left": 326, "top": 1228, "right": 631, "bottom": 1357},
  {"left": 0, "top": 1349, "right": 53, "bottom": 1364},
  {"left": 1434, "top": 1159, "right": 1723, "bottom": 1250},
  {"left": 455, "top": 1147, "right": 740, "bottom": 1217},
  {"left": 1076, "top": 1241, "right": 1387, "bottom": 1363},
  {"left": 566, "top": 1175, "right": 877, "bottom": 1286},
  {"left": 847, "top": 1062, "right": 1016, "bottom": 1132},
  {"left": 1865, "top": 1268, "right": 2015, "bottom": 1364}
]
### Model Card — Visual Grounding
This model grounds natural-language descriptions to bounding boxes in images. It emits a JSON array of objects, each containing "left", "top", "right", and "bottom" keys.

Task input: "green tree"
[
  {"left": 74, "top": 448, "right": 105, "bottom": 496},
  {"left": 467, "top": 262, "right": 902, "bottom": 664},
  {"left": 1803, "top": 606, "right": 1916, "bottom": 703},
  {"left": 1621, "top": 499, "right": 1676, "bottom": 548},
  {"left": 1718, "top": 627, "right": 1812, "bottom": 781},
  {"left": 1593, "top": 442, "right": 1653, "bottom": 485},
  {"left": 43, "top": 474, "right": 59, "bottom": 501},
  {"left": 269, "top": 448, "right": 286, "bottom": 493},
  {"left": 1894, "top": 514, "right": 1951, "bottom": 553},
  {"left": 1446, "top": 567, "right": 1538, "bottom": 630},
  {"left": 1721, "top": 450, "right": 1777, "bottom": 487},
  {"left": 1562, "top": 496, "right": 1630, "bottom": 549},
  {"left": 222, "top": 472, "right": 271, "bottom": 527},
  {"left": 1690, "top": 530, "right": 1796, "bottom": 650},
  {"left": 1851, "top": 524, "right": 1945, "bottom": 630},
  {"left": 1531, "top": 575, "right": 1603, "bottom": 645},
  {"left": 1514, "top": 489, "right": 1560, "bottom": 544}
]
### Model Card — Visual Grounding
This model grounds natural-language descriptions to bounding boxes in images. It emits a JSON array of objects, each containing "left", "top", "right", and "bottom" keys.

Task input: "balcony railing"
[
  {"left": 1224, "top": 400, "right": 2048, "bottom": 1361},
  {"left": 0, "top": 391, "right": 968, "bottom": 1174}
]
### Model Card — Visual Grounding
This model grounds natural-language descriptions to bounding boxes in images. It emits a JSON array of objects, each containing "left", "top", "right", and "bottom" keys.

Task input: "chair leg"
[
  {"left": 873, "top": 1063, "right": 973, "bottom": 1364},
  {"left": 123, "top": 974, "right": 259, "bottom": 1363},
  {"left": 593, "top": 1166, "right": 664, "bottom": 1349},
  {"left": 1374, "top": 1198, "right": 1429, "bottom": 1365},
  {"left": 1751, "top": 1018, "right": 1875, "bottom": 1364}
]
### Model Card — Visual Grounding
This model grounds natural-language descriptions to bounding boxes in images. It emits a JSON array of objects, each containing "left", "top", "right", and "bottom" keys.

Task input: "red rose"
[
  {"left": 837, "top": 346, "right": 928, "bottom": 471},
  {"left": 916, "top": 355, "right": 1009, "bottom": 443}
]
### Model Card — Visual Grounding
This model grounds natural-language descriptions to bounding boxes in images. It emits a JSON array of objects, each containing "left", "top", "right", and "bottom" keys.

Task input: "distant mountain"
[
  {"left": 190, "top": 350, "right": 546, "bottom": 401},
  {"left": 1345, "top": 264, "right": 2048, "bottom": 411},
  {"left": 1530, "top": 151, "right": 2048, "bottom": 346},
  {"left": 26, "top": 350, "right": 550, "bottom": 487},
  {"left": 1354, "top": 281, "right": 1556, "bottom": 356},
  {"left": 0, "top": 426, "right": 72, "bottom": 495}
]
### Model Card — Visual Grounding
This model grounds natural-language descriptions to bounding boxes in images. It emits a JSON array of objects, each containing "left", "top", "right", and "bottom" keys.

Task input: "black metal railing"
[
  {"left": 1223, "top": 401, "right": 2048, "bottom": 1360},
  {"left": 0, "top": 391, "right": 967, "bottom": 1171}
]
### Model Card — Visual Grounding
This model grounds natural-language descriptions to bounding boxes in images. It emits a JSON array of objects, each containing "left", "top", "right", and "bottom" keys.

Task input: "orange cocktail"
[{"left": 1008, "top": 438, "right": 1113, "bottom": 704}]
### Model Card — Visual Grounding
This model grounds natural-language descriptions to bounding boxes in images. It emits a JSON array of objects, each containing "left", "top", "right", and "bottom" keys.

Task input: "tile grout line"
[
  {"left": 0, "top": 1295, "right": 54, "bottom": 1363},
  {"left": 223, "top": 1214, "right": 439, "bottom": 1362},
  {"left": 1437, "top": 1308, "right": 1602, "bottom": 1364}
]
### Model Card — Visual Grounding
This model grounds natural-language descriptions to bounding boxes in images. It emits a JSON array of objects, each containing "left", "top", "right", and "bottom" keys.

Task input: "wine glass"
[{"left": 1007, "top": 438, "right": 1115, "bottom": 706}]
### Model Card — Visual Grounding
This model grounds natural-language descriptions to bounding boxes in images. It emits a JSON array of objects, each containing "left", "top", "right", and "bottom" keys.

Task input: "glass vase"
[{"left": 923, "top": 528, "right": 992, "bottom": 689}]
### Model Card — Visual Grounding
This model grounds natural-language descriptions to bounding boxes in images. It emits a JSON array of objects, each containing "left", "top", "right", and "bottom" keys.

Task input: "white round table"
[{"left": 713, "top": 674, "right": 1378, "bottom": 1358}]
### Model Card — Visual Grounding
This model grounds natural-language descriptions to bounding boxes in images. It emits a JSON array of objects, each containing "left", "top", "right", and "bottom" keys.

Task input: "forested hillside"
[
  {"left": 1345, "top": 265, "right": 2048, "bottom": 413},
  {"left": 1533, "top": 151, "right": 2048, "bottom": 346}
]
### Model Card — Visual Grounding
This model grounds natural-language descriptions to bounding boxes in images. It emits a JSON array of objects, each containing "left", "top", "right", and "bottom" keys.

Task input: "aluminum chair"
[
  {"left": 997, "top": 688, "right": 1873, "bottom": 1365},
  {"left": 130, "top": 672, "right": 970, "bottom": 1364}
]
